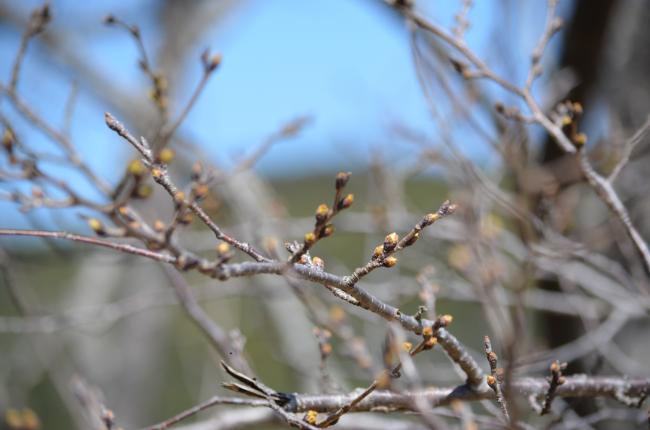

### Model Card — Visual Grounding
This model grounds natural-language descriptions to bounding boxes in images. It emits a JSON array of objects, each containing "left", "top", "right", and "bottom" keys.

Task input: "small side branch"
[{"left": 484, "top": 336, "right": 510, "bottom": 422}]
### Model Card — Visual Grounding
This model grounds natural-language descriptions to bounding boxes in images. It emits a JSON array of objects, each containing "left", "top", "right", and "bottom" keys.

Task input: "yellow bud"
[
  {"left": 572, "top": 102, "right": 583, "bottom": 114},
  {"left": 422, "top": 326, "right": 433, "bottom": 337},
  {"left": 134, "top": 184, "right": 152, "bottom": 199},
  {"left": 573, "top": 132, "right": 587, "bottom": 146},
  {"left": 315, "top": 204, "right": 329, "bottom": 222},
  {"left": 150, "top": 167, "right": 163, "bottom": 179},
  {"left": 217, "top": 242, "right": 230, "bottom": 256},
  {"left": 304, "top": 232, "right": 316, "bottom": 245},
  {"left": 402, "top": 341, "right": 413, "bottom": 352},
  {"left": 486, "top": 375, "right": 496, "bottom": 386},
  {"left": 440, "top": 314, "right": 453, "bottom": 326},
  {"left": 383, "top": 256, "right": 398, "bottom": 268},
  {"left": 158, "top": 148, "right": 175, "bottom": 164},
  {"left": 304, "top": 410, "right": 318, "bottom": 425},
  {"left": 174, "top": 191, "right": 185, "bottom": 206},
  {"left": 373, "top": 245, "right": 384, "bottom": 259},
  {"left": 153, "top": 220, "right": 165, "bottom": 232},
  {"left": 312, "top": 256, "right": 324, "bottom": 269},
  {"left": 88, "top": 218, "right": 105, "bottom": 235},
  {"left": 127, "top": 159, "right": 146, "bottom": 177},
  {"left": 178, "top": 211, "right": 193, "bottom": 225},
  {"left": 561, "top": 115, "right": 572, "bottom": 126},
  {"left": 117, "top": 206, "right": 129, "bottom": 216},
  {"left": 425, "top": 336, "right": 438, "bottom": 348}
]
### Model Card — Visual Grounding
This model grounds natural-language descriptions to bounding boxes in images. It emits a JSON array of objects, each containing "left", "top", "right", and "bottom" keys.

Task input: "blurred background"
[{"left": 1, "top": 0, "right": 650, "bottom": 429}]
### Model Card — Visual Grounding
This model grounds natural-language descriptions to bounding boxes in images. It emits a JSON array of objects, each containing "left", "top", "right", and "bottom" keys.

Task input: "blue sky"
[{"left": 1, "top": 0, "right": 566, "bottom": 230}]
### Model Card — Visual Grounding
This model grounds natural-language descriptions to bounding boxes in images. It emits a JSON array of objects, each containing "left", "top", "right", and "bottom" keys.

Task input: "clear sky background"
[{"left": 1, "top": 0, "right": 569, "bottom": 230}]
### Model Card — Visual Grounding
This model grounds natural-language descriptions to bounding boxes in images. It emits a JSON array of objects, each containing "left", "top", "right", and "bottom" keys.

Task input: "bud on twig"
[
  {"left": 337, "top": 193, "right": 354, "bottom": 210},
  {"left": 383, "top": 256, "right": 398, "bottom": 268},
  {"left": 315, "top": 204, "right": 329, "bottom": 223},
  {"left": 383, "top": 232, "right": 399, "bottom": 253},
  {"left": 335, "top": 171, "right": 351, "bottom": 190}
]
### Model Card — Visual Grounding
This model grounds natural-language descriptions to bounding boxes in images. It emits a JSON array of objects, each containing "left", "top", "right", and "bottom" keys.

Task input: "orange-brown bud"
[
  {"left": 422, "top": 326, "right": 433, "bottom": 338},
  {"left": 338, "top": 193, "right": 354, "bottom": 210},
  {"left": 193, "top": 183, "right": 209, "bottom": 200},
  {"left": 153, "top": 220, "right": 166, "bottom": 232},
  {"left": 486, "top": 375, "right": 496, "bottom": 387},
  {"left": 383, "top": 256, "right": 398, "bottom": 268},
  {"left": 439, "top": 314, "right": 453, "bottom": 327},
  {"left": 320, "top": 224, "right": 335, "bottom": 238},
  {"left": 424, "top": 336, "right": 438, "bottom": 348}
]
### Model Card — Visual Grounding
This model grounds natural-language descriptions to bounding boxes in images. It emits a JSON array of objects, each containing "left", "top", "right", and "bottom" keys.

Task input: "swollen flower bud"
[
  {"left": 315, "top": 204, "right": 329, "bottom": 223},
  {"left": 383, "top": 256, "right": 398, "bottom": 268},
  {"left": 486, "top": 375, "right": 496, "bottom": 387},
  {"left": 439, "top": 314, "right": 454, "bottom": 327},
  {"left": 338, "top": 193, "right": 354, "bottom": 210},
  {"left": 383, "top": 232, "right": 399, "bottom": 252},
  {"left": 372, "top": 245, "right": 384, "bottom": 259},
  {"left": 304, "top": 232, "right": 316, "bottom": 245},
  {"left": 127, "top": 159, "right": 146, "bottom": 177},
  {"left": 422, "top": 326, "right": 434, "bottom": 337},
  {"left": 173, "top": 191, "right": 185, "bottom": 207},
  {"left": 320, "top": 224, "right": 335, "bottom": 238},
  {"left": 178, "top": 211, "right": 193, "bottom": 225},
  {"left": 424, "top": 336, "right": 438, "bottom": 348},
  {"left": 157, "top": 148, "right": 175, "bottom": 164},
  {"left": 217, "top": 242, "right": 230, "bottom": 256}
]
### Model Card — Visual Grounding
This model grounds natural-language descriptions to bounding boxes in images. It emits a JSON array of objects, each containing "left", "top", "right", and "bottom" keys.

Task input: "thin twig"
[{"left": 484, "top": 336, "right": 510, "bottom": 422}]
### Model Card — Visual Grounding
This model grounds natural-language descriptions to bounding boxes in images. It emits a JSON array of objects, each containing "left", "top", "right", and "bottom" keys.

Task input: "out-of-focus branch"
[
  {"left": 162, "top": 266, "right": 252, "bottom": 373},
  {"left": 390, "top": 0, "right": 650, "bottom": 276}
]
